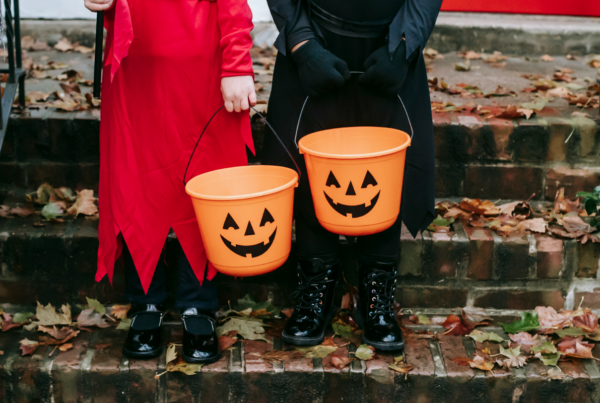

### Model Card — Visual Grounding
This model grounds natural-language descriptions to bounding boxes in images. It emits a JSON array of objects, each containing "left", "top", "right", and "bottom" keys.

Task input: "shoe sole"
[
  {"left": 182, "top": 351, "right": 222, "bottom": 364},
  {"left": 361, "top": 336, "right": 404, "bottom": 352},
  {"left": 354, "top": 305, "right": 404, "bottom": 352},
  {"left": 281, "top": 308, "right": 337, "bottom": 346},
  {"left": 122, "top": 345, "right": 163, "bottom": 359}
]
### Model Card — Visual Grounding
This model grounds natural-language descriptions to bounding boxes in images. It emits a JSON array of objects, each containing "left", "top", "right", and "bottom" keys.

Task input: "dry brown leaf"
[
  {"left": 110, "top": 304, "right": 131, "bottom": 320},
  {"left": 38, "top": 325, "right": 79, "bottom": 341},
  {"left": 562, "top": 216, "right": 594, "bottom": 234},
  {"left": 77, "top": 307, "right": 111, "bottom": 329},
  {"left": 67, "top": 190, "right": 98, "bottom": 216},
  {"left": 535, "top": 306, "right": 571, "bottom": 330},
  {"left": 557, "top": 336, "right": 596, "bottom": 359},
  {"left": 459, "top": 198, "right": 500, "bottom": 216},
  {"left": 59, "top": 343, "right": 74, "bottom": 352},
  {"left": 2, "top": 313, "right": 24, "bottom": 332},
  {"left": 54, "top": 37, "right": 74, "bottom": 52},
  {"left": 540, "top": 55, "right": 554, "bottom": 62},
  {"left": 19, "top": 338, "right": 40, "bottom": 356},
  {"left": 470, "top": 354, "right": 495, "bottom": 371},
  {"left": 517, "top": 218, "right": 547, "bottom": 234},
  {"left": 218, "top": 335, "right": 237, "bottom": 351},
  {"left": 331, "top": 355, "right": 353, "bottom": 369}
]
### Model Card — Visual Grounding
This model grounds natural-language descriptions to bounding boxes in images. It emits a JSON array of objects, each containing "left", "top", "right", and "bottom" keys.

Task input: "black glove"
[
  {"left": 291, "top": 40, "right": 351, "bottom": 97},
  {"left": 359, "top": 40, "right": 414, "bottom": 96}
]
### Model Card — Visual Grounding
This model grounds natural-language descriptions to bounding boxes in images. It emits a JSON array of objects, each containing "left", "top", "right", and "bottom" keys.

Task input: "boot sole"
[
  {"left": 354, "top": 305, "right": 404, "bottom": 352},
  {"left": 122, "top": 345, "right": 163, "bottom": 359},
  {"left": 281, "top": 308, "right": 337, "bottom": 346},
  {"left": 361, "top": 336, "right": 404, "bottom": 352},
  {"left": 182, "top": 351, "right": 222, "bottom": 364}
]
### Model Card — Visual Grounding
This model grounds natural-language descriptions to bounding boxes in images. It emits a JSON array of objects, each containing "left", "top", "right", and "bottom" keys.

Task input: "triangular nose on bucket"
[
  {"left": 185, "top": 165, "right": 298, "bottom": 277},
  {"left": 298, "top": 127, "right": 410, "bottom": 237}
]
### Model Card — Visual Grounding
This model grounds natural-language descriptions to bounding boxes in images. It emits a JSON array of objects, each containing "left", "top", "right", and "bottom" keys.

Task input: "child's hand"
[
  {"left": 84, "top": 0, "right": 114, "bottom": 12},
  {"left": 221, "top": 76, "right": 257, "bottom": 113}
]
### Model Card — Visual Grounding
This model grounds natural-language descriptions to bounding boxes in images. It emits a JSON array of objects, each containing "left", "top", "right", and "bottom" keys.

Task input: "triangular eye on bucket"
[
  {"left": 223, "top": 213, "right": 239, "bottom": 230},
  {"left": 260, "top": 208, "right": 275, "bottom": 227},
  {"left": 361, "top": 171, "right": 378, "bottom": 188},
  {"left": 326, "top": 171, "right": 341, "bottom": 188}
]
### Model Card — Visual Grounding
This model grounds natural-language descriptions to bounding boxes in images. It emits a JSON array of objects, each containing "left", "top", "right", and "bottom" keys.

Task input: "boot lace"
[
  {"left": 292, "top": 266, "right": 334, "bottom": 317},
  {"left": 365, "top": 269, "right": 396, "bottom": 318}
]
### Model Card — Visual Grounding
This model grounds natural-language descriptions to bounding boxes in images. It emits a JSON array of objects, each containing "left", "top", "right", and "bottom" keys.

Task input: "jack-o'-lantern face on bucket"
[
  {"left": 220, "top": 208, "right": 277, "bottom": 258},
  {"left": 323, "top": 170, "right": 380, "bottom": 218}
]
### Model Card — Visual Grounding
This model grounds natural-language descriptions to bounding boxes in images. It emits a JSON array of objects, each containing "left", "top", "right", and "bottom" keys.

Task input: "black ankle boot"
[
  {"left": 181, "top": 308, "right": 221, "bottom": 364},
  {"left": 282, "top": 258, "right": 339, "bottom": 346},
  {"left": 355, "top": 261, "right": 404, "bottom": 351},
  {"left": 122, "top": 304, "right": 165, "bottom": 358}
]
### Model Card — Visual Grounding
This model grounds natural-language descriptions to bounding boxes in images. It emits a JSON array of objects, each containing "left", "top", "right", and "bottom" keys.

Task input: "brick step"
[
  {"left": 1, "top": 191, "right": 599, "bottom": 311},
  {"left": 1, "top": 109, "right": 599, "bottom": 201},
  {"left": 2, "top": 323, "right": 600, "bottom": 403}
]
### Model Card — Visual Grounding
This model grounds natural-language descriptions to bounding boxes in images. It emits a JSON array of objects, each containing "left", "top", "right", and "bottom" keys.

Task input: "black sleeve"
[
  {"left": 388, "top": 0, "right": 443, "bottom": 59},
  {"left": 267, "top": 0, "right": 317, "bottom": 56}
]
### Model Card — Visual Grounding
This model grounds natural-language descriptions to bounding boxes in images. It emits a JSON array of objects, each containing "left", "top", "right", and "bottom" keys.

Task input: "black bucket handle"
[
  {"left": 183, "top": 106, "right": 302, "bottom": 186},
  {"left": 293, "top": 71, "right": 415, "bottom": 148}
]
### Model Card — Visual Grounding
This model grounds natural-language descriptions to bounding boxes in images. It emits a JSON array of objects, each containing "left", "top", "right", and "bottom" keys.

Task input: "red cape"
[{"left": 96, "top": 0, "right": 255, "bottom": 292}]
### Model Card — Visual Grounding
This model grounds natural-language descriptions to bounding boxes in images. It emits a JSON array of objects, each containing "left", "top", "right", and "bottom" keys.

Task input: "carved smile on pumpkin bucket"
[
  {"left": 323, "top": 170, "right": 381, "bottom": 218},
  {"left": 220, "top": 209, "right": 278, "bottom": 258}
]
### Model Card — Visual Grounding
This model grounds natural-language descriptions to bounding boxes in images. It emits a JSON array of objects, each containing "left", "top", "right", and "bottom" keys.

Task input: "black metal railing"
[{"left": 0, "top": 0, "right": 25, "bottom": 152}]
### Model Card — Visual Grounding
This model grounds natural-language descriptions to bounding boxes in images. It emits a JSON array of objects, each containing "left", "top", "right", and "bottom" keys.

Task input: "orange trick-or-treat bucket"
[
  {"left": 298, "top": 127, "right": 411, "bottom": 236},
  {"left": 186, "top": 165, "right": 298, "bottom": 277}
]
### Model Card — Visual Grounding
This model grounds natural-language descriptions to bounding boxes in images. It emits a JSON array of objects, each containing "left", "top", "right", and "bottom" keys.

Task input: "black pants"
[{"left": 123, "top": 241, "right": 219, "bottom": 311}]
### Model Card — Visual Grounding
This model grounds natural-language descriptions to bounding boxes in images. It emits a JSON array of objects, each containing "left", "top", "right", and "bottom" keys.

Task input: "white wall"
[{"left": 20, "top": 0, "right": 274, "bottom": 21}]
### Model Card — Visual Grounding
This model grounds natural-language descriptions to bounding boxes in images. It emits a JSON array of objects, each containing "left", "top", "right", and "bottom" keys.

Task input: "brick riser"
[
  {"left": 2, "top": 325, "right": 600, "bottom": 403},
  {"left": 1, "top": 108, "right": 599, "bottom": 200},
  {"left": 1, "top": 215, "right": 599, "bottom": 311}
]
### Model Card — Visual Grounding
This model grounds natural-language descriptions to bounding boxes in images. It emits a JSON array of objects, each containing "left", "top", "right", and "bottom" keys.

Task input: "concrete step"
[
  {"left": 20, "top": 13, "right": 600, "bottom": 55},
  {"left": 1, "top": 189, "right": 599, "bottom": 312},
  {"left": 1, "top": 322, "right": 600, "bottom": 402}
]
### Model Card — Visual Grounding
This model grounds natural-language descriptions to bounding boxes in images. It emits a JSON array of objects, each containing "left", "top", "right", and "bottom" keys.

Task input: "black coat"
[{"left": 262, "top": 0, "right": 441, "bottom": 238}]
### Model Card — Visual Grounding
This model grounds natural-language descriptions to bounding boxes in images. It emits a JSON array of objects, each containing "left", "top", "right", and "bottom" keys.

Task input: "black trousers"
[{"left": 123, "top": 241, "right": 219, "bottom": 311}]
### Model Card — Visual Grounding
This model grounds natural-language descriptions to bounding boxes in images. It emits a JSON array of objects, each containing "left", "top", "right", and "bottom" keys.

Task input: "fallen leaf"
[
  {"left": 110, "top": 304, "right": 131, "bottom": 320},
  {"left": 540, "top": 54, "right": 554, "bottom": 62},
  {"left": 537, "top": 352, "right": 561, "bottom": 367},
  {"left": 77, "top": 307, "right": 111, "bottom": 329},
  {"left": 117, "top": 318, "right": 131, "bottom": 330},
  {"left": 389, "top": 362, "right": 414, "bottom": 374},
  {"left": 67, "top": 190, "right": 98, "bottom": 217},
  {"left": 331, "top": 355, "right": 353, "bottom": 369},
  {"left": 41, "top": 202, "right": 64, "bottom": 220},
  {"left": 451, "top": 357, "right": 472, "bottom": 366},
  {"left": 459, "top": 198, "right": 500, "bottom": 216},
  {"left": 19, "top": 338, "right": 40, "bottom": 356},
  {"left": 54, "top": 37, "right": 74, "bottom": 52},
  {"left": 517, "top": 218, "right": 547, "bottom": 234},
  {"left": 216, "top": 317, "right": 268, "bottom": 342},
  {"left": 281, "top": 308, "right": 294, "bottom": 318},
  {"left": 467, "top": 330, "right": 504, "bottom": 343},
  {"left": 2, "top": 313, "right": 24, "bottom": 332},
  {"left": 294, "top": 345, "right": 338, "bottom": 359},
  {"left": 535, "top": 306, "right": 571, "bottom": 330},
  {"left": 35, "top": 302, "right": 72, "bottom": 326},
  {"left": 218, "top": 335, "right": 237, "bottom": 351},
  {"left": 547, "top": 367, "right": 567, "bottom": 379},
  {"left": 499, "top": 311, "right": 540, "bottom": 334},
  {"left": 509, "top": 332, "right": 542, "bottom": 347},
  {"left": 562, "top": 215, "right": 594, "bottom": 234},
  {"left": 571, "top": 308, "right": 599, "bottom": 333},
  {"left": 93, "top": 343, "right": 112, "bottom": 352},
  {"left": 86, "top": 297, "right": 106, "bottom": 314},
  {"left": 258, "top": 349, "right": 298, "bottom": 365},
  {"left": 12, "top": 312, "right": 35, "bottom": 324},
  {"left": 74, "top": 45, "right": 93, "bottom": 54},
  {"left": 531, "top": 341, "right": 558, "bottom": 355},
  {"left": 442, "top": 315, "right": 470, "bottom": 336},
  {"left": 459, "top": 51, "right": 482, "bottom": 60},
  {"left": 557, "top": 336, "right": 596, "bottom": 359},
  {"left": 354, "top": 344, "right": 375, "bottom": 361},
  {"left": 454, "top": 61, "right": 471, "bottom": 72},
  {"left": 461, "top": 307, "right": 492, "bottom": 330},
  {"left": 496, "top": 345, "right": 527, "bottom": 368},
  {"left": 470, "top": 354, "right": 495, "bottom": 371},
  {"left": 38, "top": 326, "right": 79, "bottom": 343}
]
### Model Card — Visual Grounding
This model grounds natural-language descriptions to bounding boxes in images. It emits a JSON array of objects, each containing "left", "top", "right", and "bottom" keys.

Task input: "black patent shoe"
[
  {"left": 354, "top": 261, "right": 404, "bottom": 351},
  {"left": 122, "top": 304, "right": 165, "bottom": 358},
  {"left": 181, "top": 308, "right": 221, "bottom": 364},
  {"left": 282, "top": 258, "right": 339, "bottom": 346}
]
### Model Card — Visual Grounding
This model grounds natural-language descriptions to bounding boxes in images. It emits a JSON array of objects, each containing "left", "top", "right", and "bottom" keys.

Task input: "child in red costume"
[{"left": 85, "top": 0, "right": 256, "bottom": 362}]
